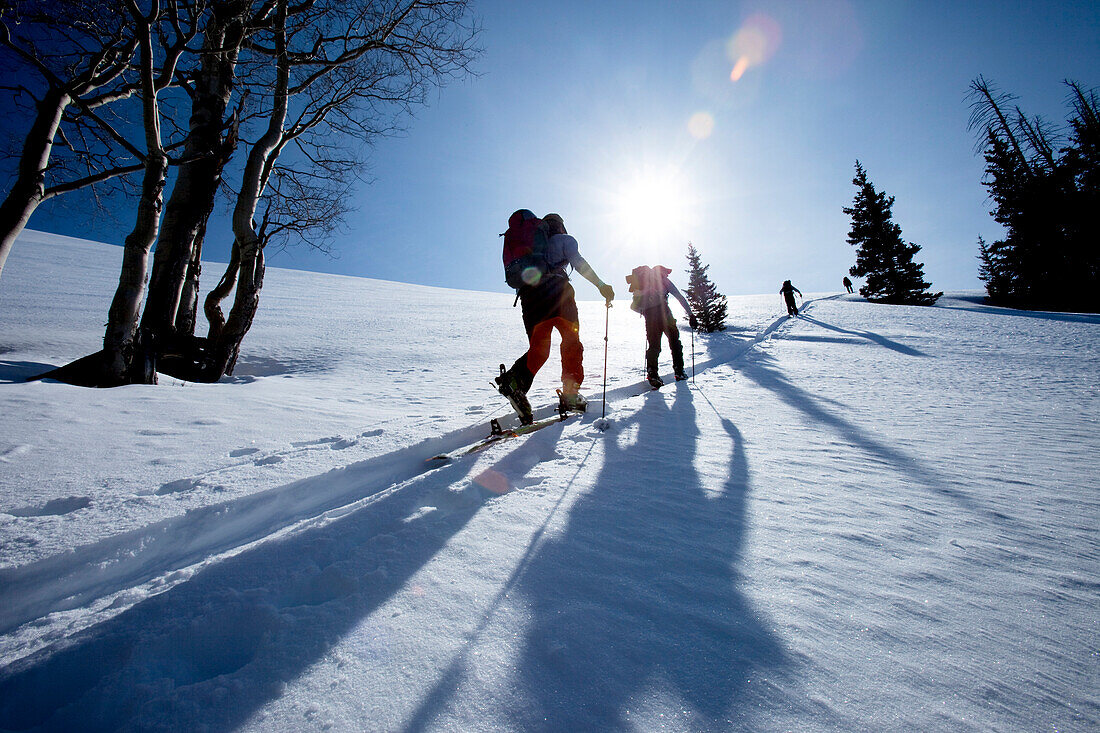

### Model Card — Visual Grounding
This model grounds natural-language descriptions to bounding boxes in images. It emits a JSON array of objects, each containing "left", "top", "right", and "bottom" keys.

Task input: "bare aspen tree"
[
  {"left": 101, "top": 0, "right": 202, "bottom": 384},
  {"left": 140, "top": 0, "right": 250, "bottom": 349},
  {"left": 175, "top": 0, "right": 479, "bottom": 381},
  {"left": 18, "top": 0, "right": 478, "bottom": 385}
]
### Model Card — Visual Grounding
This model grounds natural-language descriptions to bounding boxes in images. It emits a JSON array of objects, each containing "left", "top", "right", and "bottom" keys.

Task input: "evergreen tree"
[
  {"left": 968, "top": 77, "right": 1099, "bottom": 311},
  {"left": 684, "top": 242, "right": 727, "bottom": 332},
  {"left": 844, "top": 161, "right": 942, "bottom": 305}
]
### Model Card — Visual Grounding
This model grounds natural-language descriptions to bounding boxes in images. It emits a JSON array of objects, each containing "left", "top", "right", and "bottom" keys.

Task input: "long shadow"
[
  {"left": 501, "top": 385, "right": 784, "bottom": 728},
  {"left": 798, "top": 315, "right": 926, "bottom": 356},
  {"left": 0, "top": 360, "right": 55, "bottom": 383},
  {"left": 0, "top": 451, "right": 501, "bottom": 732},
  {"left": 739, "top": 352, "right": 1015, "bottom": 526},
  {"left": 942, "top": 297, "right": 1100, "bottom": 325},
  {"left": 401, "top": 431, "right": 604, "bottom": 732}
]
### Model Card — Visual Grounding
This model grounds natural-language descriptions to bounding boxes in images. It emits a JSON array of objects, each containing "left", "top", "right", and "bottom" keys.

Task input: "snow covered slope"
[{"left": 1, "top": 232, "right": 1097, "bottom": 731}]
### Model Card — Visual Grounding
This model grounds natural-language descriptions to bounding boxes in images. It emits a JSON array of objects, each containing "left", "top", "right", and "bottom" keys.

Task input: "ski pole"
[
  {"left": 691, "top": 325, "right": 695, "bottom": 384},
  {"left": 602, "top": 300, "right": 610, "bottom": 419}
]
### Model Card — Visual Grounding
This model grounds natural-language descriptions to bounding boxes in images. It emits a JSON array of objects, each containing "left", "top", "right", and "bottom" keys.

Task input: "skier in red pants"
[{"left": 496, "top": 212, "right": 614, "bottom": 422}]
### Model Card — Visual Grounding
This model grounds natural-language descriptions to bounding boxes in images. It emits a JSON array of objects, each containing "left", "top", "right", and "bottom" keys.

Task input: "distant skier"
[
  {"left": 496, "top": 211, "right": 614, "bottom": 423},
  {"left": 626, "top": 265, "right": 697, "bottom": 389},
  {"left": 781, "top": 279, "right": 802, "bottom": 316},
  {"left": 843, "top": 276, "right": 853, "bottom": 294}
]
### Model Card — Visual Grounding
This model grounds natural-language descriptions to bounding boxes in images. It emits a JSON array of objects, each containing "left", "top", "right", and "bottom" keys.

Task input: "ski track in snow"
[
  {"left": 0, "top": 304, "right": 802, "bottom": 662},
  {"left": 2, "top": 235, "right": 1098, "bottom": 732}
]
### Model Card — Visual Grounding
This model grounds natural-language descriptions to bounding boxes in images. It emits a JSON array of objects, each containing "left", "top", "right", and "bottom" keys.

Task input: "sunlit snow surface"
[{"left": 1, "top": 232, "right": 1097, "bottom": 731}]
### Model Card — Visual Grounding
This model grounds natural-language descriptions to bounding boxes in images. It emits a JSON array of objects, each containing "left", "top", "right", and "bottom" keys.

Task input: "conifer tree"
[
  {"left": 968, "top": 77, "right": 1099, "bottom": 311},
  {"left": 844, "top": 161, "right": 942, "bottom": 305},
  {"left": 684, "top": 242, "right": 727, "bottom": 332}
]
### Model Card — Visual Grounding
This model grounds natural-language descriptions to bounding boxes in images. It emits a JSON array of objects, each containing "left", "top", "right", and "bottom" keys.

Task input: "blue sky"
[{"left": 31, "top": 0, "right": 1100, "bottom": 296}]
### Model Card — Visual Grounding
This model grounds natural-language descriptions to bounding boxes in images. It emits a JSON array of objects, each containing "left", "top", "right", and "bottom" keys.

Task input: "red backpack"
[{"left": 502, "top": 209, "right": 551, "bottom": 289}]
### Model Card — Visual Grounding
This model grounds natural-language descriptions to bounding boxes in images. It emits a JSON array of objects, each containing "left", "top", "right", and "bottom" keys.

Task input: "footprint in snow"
[
  {"left": 155, "top": 477, "right": 202, "bottom": 495},
  {"left": 255, "top": 455, "right": 285, "bottom": 466},
  {"left": 8, "top": 495, "right": 92, "bottom": 517},
  {"left": 360, "top": 428, "right": 384, "bottom": 438},
  {"left": 229, "top": 447, "right": 260, "bottom": 458}
]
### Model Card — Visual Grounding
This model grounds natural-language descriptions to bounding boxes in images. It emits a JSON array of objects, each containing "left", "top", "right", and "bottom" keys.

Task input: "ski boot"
[
  {"left": 557, "top": 389, "right": 587, "bottom": 413},
  {"left": 647, "top": 372, "right": 664, "bottom": 390},
  {"left": 495, "top": 364, "right": 533, "bottom": 425},
  {"left": 674, "top": 370, "right": 688, "bottom": 382}
]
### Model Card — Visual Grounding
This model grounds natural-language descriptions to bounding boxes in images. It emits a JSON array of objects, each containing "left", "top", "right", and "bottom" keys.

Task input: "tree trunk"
[
  {"left": 141, "top": 4, "right": 244, "bottom": 341},
  {"left": 100, "top": 150, "right": 168, "bottom": 384},
  {"left": 189, "top": 0, "right": 287, "bottom": 381},
  {"left": 175, "top": 216, "right": 205, "bottom": 336},
  {"left": 0, "top": 88, "right": 69, "bottom": 285},
  {"left": 206, "top": 235, "right": 263, "bottom": 378},
  {"left": 101, "top": 3, "right": 170, "bottom": 386},
  {"left": 203, "top": 243, "right": 239, "bottom": 344}
]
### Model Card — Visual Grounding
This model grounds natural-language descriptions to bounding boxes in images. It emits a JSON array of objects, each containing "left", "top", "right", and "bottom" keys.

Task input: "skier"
[
  {"left": 780, "top": 279, "right": 802, "bottom": 316},
  {"left": 626, "top": 265, "right": 697, "bottom": 389},
  {"left": 496, "top": 212, "right": 614, "bottom": 422},
  {"left": 843, "top": 276, "right": 853, "bottom": 294}
]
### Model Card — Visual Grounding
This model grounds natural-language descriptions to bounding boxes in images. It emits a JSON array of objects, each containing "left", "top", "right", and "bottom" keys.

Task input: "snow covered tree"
[
  {"left": 844, "top": 161, "right": 941, "bottom": 305},
  {"left": 684, "top": 242, "right": 727, "bottom": 332}
]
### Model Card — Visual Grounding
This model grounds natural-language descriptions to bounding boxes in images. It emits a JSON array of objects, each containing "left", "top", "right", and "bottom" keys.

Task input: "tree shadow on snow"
[
  {"left": 798, "top": 315, "right": 926, "bottom": 357},
  {"left": 938, "top": 297, "right": 1100, "bottom": 325},
  {"left": 740, "top": 352, "right": 1016, "bottom": 526},
  {"left": 0, "top": 360, "right": 57, "bottom": 383},
  {"left": 495, "top": 386, "right": 784, "bottom": 729},
  {"left": 0, "top": 452, "right": 500, "bottom": 732}
]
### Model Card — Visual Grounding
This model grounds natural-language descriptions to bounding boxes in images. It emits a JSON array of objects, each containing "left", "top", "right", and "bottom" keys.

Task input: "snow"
[{"left": 1, "top": 231, "right": 1098, "bottom": 732}]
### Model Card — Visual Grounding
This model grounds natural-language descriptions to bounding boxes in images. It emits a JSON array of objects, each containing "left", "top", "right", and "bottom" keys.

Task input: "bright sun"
[{"left": 612, "top": 168, "right": 694, "bottom": 252}]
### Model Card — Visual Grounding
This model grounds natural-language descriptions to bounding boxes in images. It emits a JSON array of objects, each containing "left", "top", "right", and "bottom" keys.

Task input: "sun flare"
[{"left": 612, "top": 168, "right": 694, "bottom": 252}]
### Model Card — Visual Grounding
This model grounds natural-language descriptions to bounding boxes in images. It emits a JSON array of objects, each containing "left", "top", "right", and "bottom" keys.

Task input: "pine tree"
[
  {"left": 684, "top": 242, "right": 727, "bottom": 332},
  {"left": 844, "top": 161, "right": 942, "bottom": 305},
  {"left": 968, "top": 77, "right": 1100, "bottom": 311}
]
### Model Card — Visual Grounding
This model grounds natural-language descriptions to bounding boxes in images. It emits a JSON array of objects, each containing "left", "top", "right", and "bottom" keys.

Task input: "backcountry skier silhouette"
[
  {"left": 843, "top": 276, "right": 853, "bottom": 294},
  {"left": 626, "top": 265, "right": 697, "bottom": 389},
  {"left": 781, "top": 279, "right": 802, "bottom": 316},
  {"left": 496, "top": 211, "right": 614, "bottom": 424}
]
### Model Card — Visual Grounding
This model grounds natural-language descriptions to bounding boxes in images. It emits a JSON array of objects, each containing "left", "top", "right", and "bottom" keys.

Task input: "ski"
[{"left": 428, "top": 408, "right": 579, "bottom": 463}]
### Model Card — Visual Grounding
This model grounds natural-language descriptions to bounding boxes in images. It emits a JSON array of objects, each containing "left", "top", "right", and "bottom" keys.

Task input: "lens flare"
[
  {"left": 521, "top": 266, "right": 543, "bottom": 287},
  {"left": 688, "top": 111, "right": 715, "bottom": 140},
  {"left": 725, "top": 13, "right": 782, "bottom": 82},
  {"left": 730, "top": 56, "right": 750, "bottom": 82},
  {"left": 474, "top": 468, "right": 511, "bottom": 495}
]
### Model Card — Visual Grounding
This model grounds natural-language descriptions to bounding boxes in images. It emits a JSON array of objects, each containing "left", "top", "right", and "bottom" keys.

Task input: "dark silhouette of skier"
[
  {"left": 780, "top": 279, "right": 802, "bottom": 316},
  {"left": 843, "top": 276, "right": 853, "bottom": 294},
  {"left": 626, "top": 265, "right": 696, "bottom": 388},
  {"left": 497, "top": 212, "right": 614, "bottom": 420}
]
